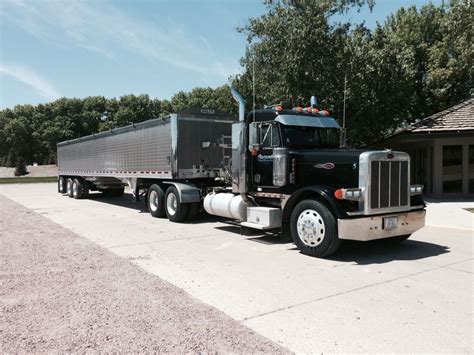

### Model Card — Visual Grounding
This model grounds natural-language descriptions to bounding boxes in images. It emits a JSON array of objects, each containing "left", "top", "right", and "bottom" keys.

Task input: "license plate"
[{"left": 383, "top": 217, "right": 398, "bottom": 230}]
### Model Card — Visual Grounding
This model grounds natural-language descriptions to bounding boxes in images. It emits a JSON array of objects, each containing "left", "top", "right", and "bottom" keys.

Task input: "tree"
[
  {"left": 236, "top": 0, "right": 472, "bottom": 146},
  {"left": 14, "top": 157, "right": 27, "bottom": 176}
]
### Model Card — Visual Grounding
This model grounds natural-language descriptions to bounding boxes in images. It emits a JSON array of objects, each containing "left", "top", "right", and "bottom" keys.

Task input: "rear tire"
[
  {"left": 66, "top": 178, "right": 74, "bottom": 198},
  {"left": 290, "top": 199, "right": 340, "bottom": 258},
  {"left": 147, "top": 184, "right": 166, "bottom": 218},
  {"left": 72, "top": 178, "right": 85, "bottom": 199},
  {"left": 58, "top": 176, "right": 67, "bottom": 194},
  {"left": 165, "top": 186, "right": 188, "bottom": 222}
]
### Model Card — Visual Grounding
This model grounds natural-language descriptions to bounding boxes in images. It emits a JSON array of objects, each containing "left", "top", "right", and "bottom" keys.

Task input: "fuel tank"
[{"left": 203, "top": 192, "right": 250, "bottom": 221}]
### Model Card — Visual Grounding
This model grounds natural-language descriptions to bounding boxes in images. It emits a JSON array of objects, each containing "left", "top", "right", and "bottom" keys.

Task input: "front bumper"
[{"left": 337, "top": 210, "right": 426, "bottom": 241}]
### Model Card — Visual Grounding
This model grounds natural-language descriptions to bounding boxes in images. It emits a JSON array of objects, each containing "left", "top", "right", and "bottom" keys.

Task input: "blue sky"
[{"left": 0, "top": 0, "right": 439, "bottom": 109}]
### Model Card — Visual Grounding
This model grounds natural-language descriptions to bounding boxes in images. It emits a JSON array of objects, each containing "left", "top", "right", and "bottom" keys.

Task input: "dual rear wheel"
[{"left": 147, "top": 184, "right": 199, "bottom": 222}]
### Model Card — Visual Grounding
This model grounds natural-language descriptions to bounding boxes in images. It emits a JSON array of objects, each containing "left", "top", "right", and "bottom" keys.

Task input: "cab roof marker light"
[{"left": 410, "top": 185, "right": 424, "bottom": 195}]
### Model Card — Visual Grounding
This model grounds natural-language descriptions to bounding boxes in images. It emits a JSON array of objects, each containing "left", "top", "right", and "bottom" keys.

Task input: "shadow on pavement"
[
  {"left": 85, "top": 192, "right": 223, "bottom": 224},
  {"left": 86, "top": 193, "right": 450, "bottom": 263},
  {"left": 328, "top": 238, "right": 450, "bottom": 265}
]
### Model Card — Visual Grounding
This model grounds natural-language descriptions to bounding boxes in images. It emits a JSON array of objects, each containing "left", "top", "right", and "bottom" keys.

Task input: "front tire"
[
  {"left": 290, "top": 199, "right": 340, "bottom": 257},
  {"left": 389, "top": 234, "right": 411, "bottom": 243},
  {"left": 165, "top": 186, "right": 188, "bottom": 222}
]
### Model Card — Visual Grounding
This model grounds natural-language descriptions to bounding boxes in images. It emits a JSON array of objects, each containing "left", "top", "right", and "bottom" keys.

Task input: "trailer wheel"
[
  {"left": 72, "top": 178, "right": 86, "bottom": 199},
  {"left": 290, "top": 199, "right": 340, "bottom": 258},
  {"left": 58, "top": 176, "right": 67, "bottom": 194},
  {"left": 165, "top": 186, "right": 188, "bottom": 222},
  {"left": 186, "top": 202, "right": 200, "bottom": 221},
  {"left": 147, "top": 184, "right": 166, "bottom": 218},
  {"left": 66, "top": 178, "right": 74, "bottom": 198}
]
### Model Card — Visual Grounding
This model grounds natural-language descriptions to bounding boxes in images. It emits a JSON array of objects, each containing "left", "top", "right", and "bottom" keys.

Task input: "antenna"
[
  {"left": 252, "top": 51, "right": 256, "bottom": 122},
  {"left": 343, "top": 74, "right": 347, "bottom": 128},
  {"left": 341, "top": 74, "right": 348, "bottom": 148}
]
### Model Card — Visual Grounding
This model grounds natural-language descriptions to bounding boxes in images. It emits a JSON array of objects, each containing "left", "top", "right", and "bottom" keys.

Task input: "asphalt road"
[{"left": 1, "top": 183, "right": 472, "bottom": 353}]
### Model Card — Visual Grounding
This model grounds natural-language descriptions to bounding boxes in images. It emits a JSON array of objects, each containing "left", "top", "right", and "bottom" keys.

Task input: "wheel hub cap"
[
  {"left": 149, "top": 190, "right": 158, "bottom": 212},
  {"left": 167, "top": 193, "right": 177, "bottom": 216},
  {"left": 297, "top": 209, "right": 325, "bottom": 247}
]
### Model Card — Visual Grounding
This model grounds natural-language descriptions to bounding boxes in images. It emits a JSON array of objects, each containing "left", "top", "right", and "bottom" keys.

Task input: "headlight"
[{"left": 334, "top": 188, "right": 363, "bottom": 201}]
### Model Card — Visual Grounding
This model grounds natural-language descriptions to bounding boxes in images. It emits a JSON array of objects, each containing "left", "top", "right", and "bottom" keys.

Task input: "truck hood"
[{"left": 290, "top": 149, "right": 366, "bottom": 188}]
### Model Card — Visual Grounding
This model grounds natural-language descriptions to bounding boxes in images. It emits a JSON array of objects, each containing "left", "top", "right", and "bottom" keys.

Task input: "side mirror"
[{"left": 248, "top": 122, "right": 260, "bottom": 154}]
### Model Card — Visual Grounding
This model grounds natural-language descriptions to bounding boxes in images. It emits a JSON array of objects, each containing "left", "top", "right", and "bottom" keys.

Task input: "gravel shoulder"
[{"left": 0, "top": 195, "right": 288, "bottom": 353}]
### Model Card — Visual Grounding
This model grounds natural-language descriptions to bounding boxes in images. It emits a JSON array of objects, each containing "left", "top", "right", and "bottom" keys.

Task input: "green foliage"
[
  {"left": 236, "top": 0, "right": 472, "bottom": 146},
  {"left": 0, "top": 87, "right": 235, "bottom": 166},
  {"left": 0, "top": 0, "right": 471, "bottom": 163},
  {"left": 14, "top": 157, "right": 27, "bottom": 176}
]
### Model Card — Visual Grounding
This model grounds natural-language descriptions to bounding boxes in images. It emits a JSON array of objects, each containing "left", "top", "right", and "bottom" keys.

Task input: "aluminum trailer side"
[{"left": 57, "top": 109, "right": 236, "bottom": 222}]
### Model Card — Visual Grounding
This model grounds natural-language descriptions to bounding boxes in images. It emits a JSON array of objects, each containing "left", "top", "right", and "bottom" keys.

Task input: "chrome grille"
[{"left": 369, "top": 160, "right": 409, "bottom": 210}]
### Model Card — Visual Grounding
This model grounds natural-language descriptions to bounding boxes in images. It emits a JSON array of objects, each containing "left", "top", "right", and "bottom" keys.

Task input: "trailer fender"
[
  {"left": 282, "top": 185, "right": 347, "bottom": 222},
  {"left": 163, "top": 182, "right": 200, "bottom": 203}
]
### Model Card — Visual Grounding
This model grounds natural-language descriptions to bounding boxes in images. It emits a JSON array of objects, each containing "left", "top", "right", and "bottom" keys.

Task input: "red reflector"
[
  {"left": 334, "top": 189, "right": 343, "bottom": 200},
  {"left": 251, "top": 148, "right": 258, "bottom": 156},
  {"left": 275, "top": 105, "right": 283, "bottom": 111}
]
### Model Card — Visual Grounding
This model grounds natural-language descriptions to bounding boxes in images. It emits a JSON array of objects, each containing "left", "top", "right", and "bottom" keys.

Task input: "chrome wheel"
[
  {"left": 296, "top": 209, "right": 325, "bottom": 247},
  {"left": 149, "top": 190, "right": 159, "bottom": 212},
  {"left": 166, "top": 191, "right": 177, "bottom": 216}
]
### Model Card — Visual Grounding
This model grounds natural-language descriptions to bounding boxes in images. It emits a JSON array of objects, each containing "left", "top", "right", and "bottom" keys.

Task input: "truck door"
[{"left": 252, "top": 122, "right": 281, "bottom": 188}]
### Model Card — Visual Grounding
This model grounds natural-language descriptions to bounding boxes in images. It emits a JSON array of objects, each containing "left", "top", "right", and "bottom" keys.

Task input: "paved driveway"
[{"left": 1, "top": 183, "right": 472, "bottom": 353}]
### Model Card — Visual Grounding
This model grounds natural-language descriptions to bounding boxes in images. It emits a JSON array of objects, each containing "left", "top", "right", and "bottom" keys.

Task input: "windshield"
[{"left": 282, "top": 126, "right": 340, "bottom": 149}]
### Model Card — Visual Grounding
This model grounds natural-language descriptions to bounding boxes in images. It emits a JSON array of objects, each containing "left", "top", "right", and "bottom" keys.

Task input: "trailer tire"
[
  {"left": 58, "top": 176, "right": 67, "bottom": 194},
  {"left": 186, "top": 202, "right": 200, "bottom": 221},
  {"left": 147, "top": 184, "right": 166, "bottom": 218},
  {"left": 66, "top": 178, "right": 74, "bottom": 198},
  {"left": 290, "top": 199, "right": 341, "bottom": 258},
  {"left": 165, "top": 186, "right": 188, "bottom": 222},
  {"left": 72, "top": 178, "right": 85, "bottom": 199}
]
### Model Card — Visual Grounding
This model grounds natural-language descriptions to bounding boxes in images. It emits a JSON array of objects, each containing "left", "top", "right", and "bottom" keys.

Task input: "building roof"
[{"left": 404, "top": 97, "right": 473, "bottom": 133}]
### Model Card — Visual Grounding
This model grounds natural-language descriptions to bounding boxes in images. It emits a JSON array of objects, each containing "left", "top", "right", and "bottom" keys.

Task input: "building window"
[
  {"left": 442, "top": 145, "right": 463, "bottom": 194},
  {"left": 469, "top": 145, "right": 474, "bottom": 194}
]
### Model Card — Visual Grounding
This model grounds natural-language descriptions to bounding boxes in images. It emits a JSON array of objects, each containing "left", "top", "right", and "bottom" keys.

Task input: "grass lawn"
[{"left": 0, "top": 176, "right": 57, "bottom": 184}]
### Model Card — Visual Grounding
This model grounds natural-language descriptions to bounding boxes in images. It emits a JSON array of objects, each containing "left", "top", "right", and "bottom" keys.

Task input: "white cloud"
[
  {"left": 0, "top": 64, "right": 61, "bottom": 100},
  {"left": 1, "top": 1, "right": 240, "bottom": 80}
]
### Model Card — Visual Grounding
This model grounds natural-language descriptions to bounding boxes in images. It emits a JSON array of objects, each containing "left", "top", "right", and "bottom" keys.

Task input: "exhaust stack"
[{"left": 230, "top": 86, "right": 248, "bottom": 195}]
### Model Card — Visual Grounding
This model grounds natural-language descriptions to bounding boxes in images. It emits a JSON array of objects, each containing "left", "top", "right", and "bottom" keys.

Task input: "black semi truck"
[{"left": 57, "top": 87, "right": 426, "bottom": 257}]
